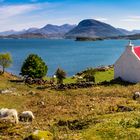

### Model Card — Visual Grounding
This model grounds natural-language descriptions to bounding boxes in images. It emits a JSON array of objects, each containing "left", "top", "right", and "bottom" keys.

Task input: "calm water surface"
[{"left": 0, "top": 39, "right": 139, "bottom": 76}]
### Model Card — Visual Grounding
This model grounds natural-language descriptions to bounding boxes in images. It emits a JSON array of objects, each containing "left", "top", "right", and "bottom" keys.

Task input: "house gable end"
[{"left": 114, "top": 45, "right": 140, "bottom": 82}]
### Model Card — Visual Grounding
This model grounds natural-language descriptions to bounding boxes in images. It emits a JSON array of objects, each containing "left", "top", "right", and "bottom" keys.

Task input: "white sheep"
[
  {"left": 19, "top": 111, "right": 35, "bottom": 122},
  {"left": 0, "top": 108, "right": 9, "bottom": 116},
  {"left": 0, "top": 108, "right": 19, "bottom": 124}
]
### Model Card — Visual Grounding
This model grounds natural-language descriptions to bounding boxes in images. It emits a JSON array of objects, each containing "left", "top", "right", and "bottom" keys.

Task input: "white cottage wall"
[{"left": 114, "top": 46, "right": 140, "bottom": 83}]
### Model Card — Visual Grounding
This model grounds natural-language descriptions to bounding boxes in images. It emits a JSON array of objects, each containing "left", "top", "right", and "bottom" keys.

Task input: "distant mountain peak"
[
  {"left": 2, "top": 19, "right": 138, "bottom": 39},
  {"left": 65, "top": 19, "right": 124, "bottom": 38},
  {"left": 37, "top": 24, "right": 76, "bottom": 35},
  {"left": 0, "top": 24, "right": 76, "bottom": 38}
]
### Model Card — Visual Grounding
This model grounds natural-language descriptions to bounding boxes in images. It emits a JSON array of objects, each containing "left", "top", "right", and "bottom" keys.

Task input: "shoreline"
[{"left": 1, "top": 33, "right": 140, "bottom": 41}]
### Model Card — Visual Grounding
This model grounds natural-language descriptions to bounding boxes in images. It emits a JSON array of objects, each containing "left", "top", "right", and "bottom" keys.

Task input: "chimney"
[{"left": 126, "top": 40, "right": 134, "bottom": 50}]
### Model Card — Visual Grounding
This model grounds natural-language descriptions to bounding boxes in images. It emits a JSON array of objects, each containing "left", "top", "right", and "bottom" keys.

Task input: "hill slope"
[
  {"left": 1, "top": 69, "right": 140, "bottom": 139},
  {"left": 65, "top": 19, "right": 124, "bottom": 38},
  {"left": 117, "top": 28, "right": 140, "bottom": 35}
]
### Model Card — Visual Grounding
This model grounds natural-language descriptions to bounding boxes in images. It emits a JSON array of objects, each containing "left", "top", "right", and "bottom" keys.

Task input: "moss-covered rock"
[{"left": 25, "top": 130, "right": 53, "bottom": 140}]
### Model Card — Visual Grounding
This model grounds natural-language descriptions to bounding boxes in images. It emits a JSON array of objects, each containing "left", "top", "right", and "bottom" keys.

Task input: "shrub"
[
  {"left": 21, "top": 54, "right": 48, "bottom": 78},
  {"left": 83, "top": 73, "right": 95, "bottom": 82},
  {"left": 0, "top": 53, "right": 12, "bottom": 74},
  {"left": 83, "top": 68, "right": 96, "bottom": 82},
  {"left": 55, "top": 68, "right": 66, "bottom": 84}
]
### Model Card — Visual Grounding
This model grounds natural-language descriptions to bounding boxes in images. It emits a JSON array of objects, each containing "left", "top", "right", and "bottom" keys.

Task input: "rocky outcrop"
[{"left": 24, "top": 130, "right": 53, "bottom": 140}]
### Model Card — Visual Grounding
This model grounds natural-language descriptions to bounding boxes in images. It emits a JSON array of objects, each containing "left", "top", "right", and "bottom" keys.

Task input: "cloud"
[
  {"left": 122, "top": 16, "right": 140, "bottom": 22},
  {"left": 0, "top": 3, "right": 49, "bottom": 20},
  {"left": 95, "top": 18, "right": 108, "bottom": 22},
  {"left": 0, "top": 5, "right": 36, "bottom": 19},
  {"left": 0, "top": 2, "right": 51, "bottom": 31},
  {"left": 0, "top": 2, "right": 60, "bottom": 31},
  {"left": 95, "top": 17, "right": 108, "bottom": 22}
]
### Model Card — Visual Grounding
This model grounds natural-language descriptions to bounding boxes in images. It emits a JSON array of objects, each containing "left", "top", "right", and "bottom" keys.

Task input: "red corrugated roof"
[{"left": 134, "top": 46, "right": 140, "bottom": 59}]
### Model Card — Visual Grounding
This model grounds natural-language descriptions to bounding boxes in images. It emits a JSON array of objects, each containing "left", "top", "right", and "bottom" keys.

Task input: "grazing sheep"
[
  {"left": 19, "top": 111, "right": 35, "bottom": 122},
  {"left": 0, "top": 108, "right": 19, "bottom": 124},
  {"left": 133, "top": 92, "right": 140, "bottom": 100},
  {"left": 0, "top": 108, "right": 9, "bottom": 116}
]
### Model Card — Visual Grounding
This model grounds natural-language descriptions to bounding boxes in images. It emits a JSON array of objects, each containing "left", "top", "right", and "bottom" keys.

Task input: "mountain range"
[
  {"left": 0, "top": 19, "right": 140, "bottom": 39},
  {"left": 0, "top": 24, "right": 76, "bottom": 38},
  {"left": 117, "top": 28, "right": 140, "bottom": 35}
]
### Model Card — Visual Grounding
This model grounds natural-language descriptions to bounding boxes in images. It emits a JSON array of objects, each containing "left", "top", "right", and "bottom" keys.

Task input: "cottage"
[{"left": 114, "top": 41, "right": 140, "bottom": 83}]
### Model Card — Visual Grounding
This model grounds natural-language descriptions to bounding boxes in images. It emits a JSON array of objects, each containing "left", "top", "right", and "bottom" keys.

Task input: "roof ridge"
[{"left": 134, "top": 46, "right": 140, "bottom": 59}]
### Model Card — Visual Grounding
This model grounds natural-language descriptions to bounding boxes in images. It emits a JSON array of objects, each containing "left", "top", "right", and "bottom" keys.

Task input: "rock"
[
  {"left": 11, "top": 92, "right": 19, "bottom": 96},
  {"left": 24, "top": 130, "right": 53, "bottom": 140},
  {"left": 0, "top": 89, "right": 13, "bottom": 94},
  {"left": 37, "top": 101, "right": 45, "bottom": 106},
  {"left": 117, "top": 105, "right": 133, "bottom": 112},
  {"left": 29, "top": 91, "right": 36, "bottom": 95},
  {"left": 40, "top": 101, "right": 45, "bottom": 106},
  {"left": 57, "top": 119, "right": 89, "bottom": 130},
  {"left": 133, "top": 92, "right": 140, "bottom": 100}
]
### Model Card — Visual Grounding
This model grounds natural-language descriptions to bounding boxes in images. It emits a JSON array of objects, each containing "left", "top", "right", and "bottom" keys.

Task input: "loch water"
[{"left": 0, "top": 39, "right": 139, "bottom": 76}]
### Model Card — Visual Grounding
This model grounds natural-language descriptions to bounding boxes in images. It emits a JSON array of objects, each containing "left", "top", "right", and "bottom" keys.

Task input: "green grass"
[
  {"left": 63, "top": 77, "right": 76, "bottom": 84},
  {"left": 82, "top": 112, "right": 140, "bottom": 140},
  {"left": 29, "top": 130, "right": 53, "bottom": 140},
  {"left": 44, "top": 76, "right": 76, "bottom": 84},
  {"left": 95, "top": 68, "right": 114, "bottom": 83},
  {"left": 1, "top": 70, "right": 140, "bottom": 140},
  {"left": 45, "top": 68, "right": 114, "bottom": 84}
]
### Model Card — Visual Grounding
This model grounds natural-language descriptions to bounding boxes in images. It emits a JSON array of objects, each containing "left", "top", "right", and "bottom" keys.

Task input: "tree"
[
  {"left": 55, "top": 68, "right": 66, "bottom": 84},
  {"left": 83, "top": 68, "right": 96, "bottom": 82},
  {"left": 21, "top": 54, "right": 48, "bottom": 78},
  {"left": 0, "top": 53, "right": 12, "bottom": 74},
  {"left": 83, "top": 73, "right": 95, "bottom": 82}
]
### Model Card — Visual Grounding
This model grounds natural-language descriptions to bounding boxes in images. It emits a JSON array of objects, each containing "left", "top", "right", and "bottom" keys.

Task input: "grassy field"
[
  {"left": 0, "top": 69, "right": 140, "bottom": 139},
  {"left": 45, "top": 68, "right": 114, "bottom": 84},
  {"left": 95, "top": 68, "right": 114, "bottom": 83}
]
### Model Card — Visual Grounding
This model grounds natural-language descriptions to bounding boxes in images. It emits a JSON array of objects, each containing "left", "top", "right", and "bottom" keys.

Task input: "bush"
[
  {"left": 83, "top": 68, "right": 96, "bottom": 82},
  {"left": 83, "top": 73, "right": 95, "bottom": 82},
  {"left": 21, "top": 54, "right": 48, "bottom": 78},
  {"left": 55, "top": 68, "right": 66, "bottom": 84},
  {"left": 0, "top": 53, "right": 12, "bottom": 74}
]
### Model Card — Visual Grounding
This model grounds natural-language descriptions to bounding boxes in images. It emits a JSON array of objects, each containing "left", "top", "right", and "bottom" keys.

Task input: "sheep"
[
  {"left": 0, "top": 108, "right": 9, "bottom": 117},
  {"left": 19, "top": 111, "right": 35, "bottom": 122},
  {"left": 133, "top": 92, "right": 140, "bottom": 100},
  {"left": 0, "top": 108, "right": 19, "bottom": 124}
]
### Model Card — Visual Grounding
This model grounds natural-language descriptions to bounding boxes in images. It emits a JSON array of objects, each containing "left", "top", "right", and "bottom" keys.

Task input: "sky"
[{"left": 1, "top": 0, "right": 140, "bottom": 31}]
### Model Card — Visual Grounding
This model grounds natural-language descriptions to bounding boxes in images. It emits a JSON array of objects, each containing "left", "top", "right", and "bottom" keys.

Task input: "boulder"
[
  {"left": 133, "top": 92, "right": 140, "bottom": 100},
  {"left": 117, "top": 105, "right": 133, "bottom": 112},
  {"left": 0, "top": 89, "right": 13, "bottom": 94},
  {"left": 29, "top": 91, "right": 36, "bottom": 95},
  {"left": 24, "top": 130, "right": 53, "bottom": 140}
]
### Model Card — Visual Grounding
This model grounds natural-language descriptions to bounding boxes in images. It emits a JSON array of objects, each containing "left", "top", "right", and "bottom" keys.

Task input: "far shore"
[{"left": 1, "top": 33, "right": 140, "bottom": 41}]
